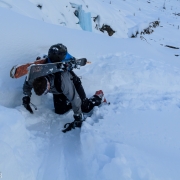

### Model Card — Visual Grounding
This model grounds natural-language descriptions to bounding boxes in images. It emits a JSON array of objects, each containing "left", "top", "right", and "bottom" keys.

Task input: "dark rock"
[
  {"left": 99, "top": 24, "right": 115, "bottom": 36},
  {"left": 165, "top": 45, "right": 179, "bottom": 49},
  {"left": 37, "top": 4, "right": 42, "bottom": 9}
]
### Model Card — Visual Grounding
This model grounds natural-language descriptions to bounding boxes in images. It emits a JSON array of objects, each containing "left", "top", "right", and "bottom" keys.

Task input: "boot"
[
  {"left": 81, "top": 90, "right": 106, "bottom": 114},
  {"left": 94, "top": 90, "right": 104, "bottom": 99},
  {"left": 89, "top": 90, "right": 106, "bottom": 106}
]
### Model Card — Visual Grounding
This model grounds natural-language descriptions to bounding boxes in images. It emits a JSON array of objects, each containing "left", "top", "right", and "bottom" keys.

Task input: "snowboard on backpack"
[
  {"left": 10, "top": 58, "right": 46, "bottom": 79},
  {"left": 26, "top": 58, "right": 88, "bottom": 82},
  {"left": 10, "top": 58, "right": 88, "bottom": 81}
]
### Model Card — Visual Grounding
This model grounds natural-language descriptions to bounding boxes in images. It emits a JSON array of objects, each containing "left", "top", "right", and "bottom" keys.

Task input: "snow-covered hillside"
[
  {"left": 0, "top": 0, "right": 180, "bottom": 180},
  {"left": 1, "top": 0, "right": 180, "bottom": 38}
]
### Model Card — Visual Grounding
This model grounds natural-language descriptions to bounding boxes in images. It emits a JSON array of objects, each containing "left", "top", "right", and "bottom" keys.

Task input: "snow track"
[{"left": 26, "top": 108, "right": 87, "bottom": 180}]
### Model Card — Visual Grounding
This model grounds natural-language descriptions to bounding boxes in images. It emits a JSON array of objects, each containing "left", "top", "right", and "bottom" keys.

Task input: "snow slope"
[
  {"left": 1, "top": 0, "right": 180, "bottom": 38},
  {"left": 0, "top": 0, "right": 180, "bottom": 180}
]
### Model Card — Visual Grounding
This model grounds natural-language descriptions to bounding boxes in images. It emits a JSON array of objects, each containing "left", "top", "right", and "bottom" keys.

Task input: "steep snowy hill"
[
  {"left": 0, "top": 0, "right": 180, "bottom": 180},
  {"left": 1, "top": 0, "right": 180, "bottom": 38}
]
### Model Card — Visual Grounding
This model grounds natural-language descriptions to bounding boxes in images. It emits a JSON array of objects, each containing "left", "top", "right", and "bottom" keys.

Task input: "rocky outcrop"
[
  {"left": 130, "top": 21, "right": 160, "bottom": 38},
  {"left": 99, "top": 24, "right": 116, "bottom": 36}
]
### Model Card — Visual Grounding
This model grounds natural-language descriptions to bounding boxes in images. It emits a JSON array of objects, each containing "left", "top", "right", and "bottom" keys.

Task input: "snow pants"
[
  {"left": 53, "top": 71, "right": 100, "bottom": 115},
  {"left": 53, "top": 94, "right": 101, "bottom": 115}
]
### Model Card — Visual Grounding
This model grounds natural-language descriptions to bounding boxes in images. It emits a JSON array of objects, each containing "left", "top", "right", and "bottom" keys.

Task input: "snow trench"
[{"left": 1, "top": 52, "right": 180, "bottom": 180}]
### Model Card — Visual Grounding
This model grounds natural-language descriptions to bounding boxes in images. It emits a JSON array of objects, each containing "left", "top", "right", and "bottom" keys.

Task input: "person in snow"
[{"left": 22, "top": 43, "right": 104, "bottom": 129}]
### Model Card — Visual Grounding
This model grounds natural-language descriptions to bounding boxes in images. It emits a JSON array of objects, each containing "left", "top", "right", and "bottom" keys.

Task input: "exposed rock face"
[{"left": 99, "top": 24, "right": 116, "bottom": 36}]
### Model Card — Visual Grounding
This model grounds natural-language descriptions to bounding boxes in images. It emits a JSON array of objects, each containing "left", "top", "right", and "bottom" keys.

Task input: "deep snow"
[{"left": 0, "top": 0, "right": 180, "bottom": 180}]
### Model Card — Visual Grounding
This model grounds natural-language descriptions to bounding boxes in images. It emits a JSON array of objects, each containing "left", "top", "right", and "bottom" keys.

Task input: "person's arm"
[
  {"left": 22, "top": 77, "right": 33, "bottom": 113},
  {"left": 60, "top": 71, "right": 84, "bottom": 132},
  {"left": 60, "top": 71, "right": 82, "bottom": 115},
  {"left": 23, "top": 77, "right": 33, "bottom": 97}
]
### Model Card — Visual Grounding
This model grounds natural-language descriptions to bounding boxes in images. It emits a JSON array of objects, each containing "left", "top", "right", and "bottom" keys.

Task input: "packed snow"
[{"left": 0, "top": 0, "right": 180, "bottom": 180}]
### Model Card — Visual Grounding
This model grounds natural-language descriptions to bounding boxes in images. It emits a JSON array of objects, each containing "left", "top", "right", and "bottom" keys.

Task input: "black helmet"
[{"left": 48, "top": 43, "right": 67, "bottom": 62}]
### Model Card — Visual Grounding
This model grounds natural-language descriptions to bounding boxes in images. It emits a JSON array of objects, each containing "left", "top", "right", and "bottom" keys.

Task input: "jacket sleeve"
[
  {"left": 23, "top": 77, "right": 33, "bottom": 97},
  {"left": 60, "top": 71, "right": 82, "bottom": 115}
]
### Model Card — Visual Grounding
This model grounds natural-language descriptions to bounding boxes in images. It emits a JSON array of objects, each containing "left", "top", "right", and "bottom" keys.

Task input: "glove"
[
  {"left": 62, "top": 114, "right": 84, "bottom": 133},
  {"left": 22, "top": 96, "right": 33, "bottom": 114},
  {"left": 73, "top": 114, "right": 84, "bottom": 128}
]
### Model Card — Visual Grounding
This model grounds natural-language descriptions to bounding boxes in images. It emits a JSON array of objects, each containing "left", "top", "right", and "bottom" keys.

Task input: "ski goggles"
[{"left": 43, "top": 78, "right": 50, "bottom": 95}]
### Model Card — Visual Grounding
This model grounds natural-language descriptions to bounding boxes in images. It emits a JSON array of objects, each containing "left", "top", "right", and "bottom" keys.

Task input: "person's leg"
[{"left": 53, "top": 94, "right": 72, "bottom": 114}]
